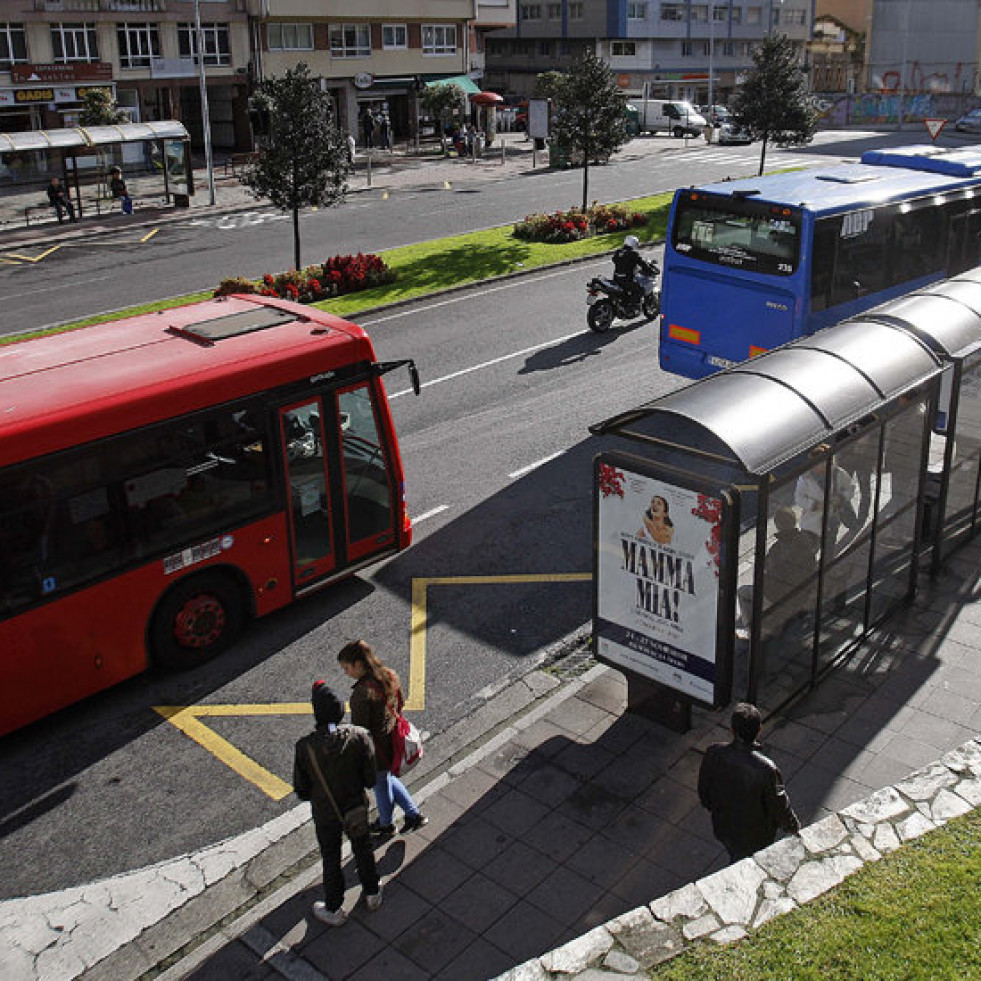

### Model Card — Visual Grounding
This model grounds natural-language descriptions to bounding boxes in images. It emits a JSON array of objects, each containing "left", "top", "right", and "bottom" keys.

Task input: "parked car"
[
  {"left": 716, "top": 120, "right": 752, "bottom": 145},
  {"left": 955, "top": 108, "right": 981, "bottom": 133}
]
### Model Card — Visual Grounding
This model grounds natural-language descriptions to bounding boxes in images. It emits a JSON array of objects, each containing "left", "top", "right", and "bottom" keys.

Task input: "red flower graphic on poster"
[
  {"left": 598, "top": 463, "right": 625, "bottom": 498},
  {"left": 691, "top": 494, "right": 722, "bottom": 575}
]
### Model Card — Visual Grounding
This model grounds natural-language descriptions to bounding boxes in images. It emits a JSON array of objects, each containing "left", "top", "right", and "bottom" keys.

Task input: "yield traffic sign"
[{"left": 924, "top": 118, "right": 947, "bottom": 140}]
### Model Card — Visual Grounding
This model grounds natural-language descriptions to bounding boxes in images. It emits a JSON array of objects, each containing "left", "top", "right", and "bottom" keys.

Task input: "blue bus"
[{"left": 659, "top": 144, "right": 981, "bottom": 379}]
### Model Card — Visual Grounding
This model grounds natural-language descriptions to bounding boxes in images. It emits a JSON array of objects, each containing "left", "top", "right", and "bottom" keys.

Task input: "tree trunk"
[
  {"left": 758, "top": 134, "right": 768, "bottom": 177},
  {"left": 581, "top": 137, "right": 590, "bottom": 212},
  {"left": 293, "top": 206, "right": 301, "bottom": 270}
]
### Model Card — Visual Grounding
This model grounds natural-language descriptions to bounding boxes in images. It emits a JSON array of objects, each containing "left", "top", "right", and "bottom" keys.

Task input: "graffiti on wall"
[{"left": 850, "top": 93, "right": 936, "bottom": 124}]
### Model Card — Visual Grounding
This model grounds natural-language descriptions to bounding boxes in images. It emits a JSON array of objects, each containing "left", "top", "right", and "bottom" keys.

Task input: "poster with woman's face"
[{"left": 595, "top": 459, "right": 721, "bottom": 704}]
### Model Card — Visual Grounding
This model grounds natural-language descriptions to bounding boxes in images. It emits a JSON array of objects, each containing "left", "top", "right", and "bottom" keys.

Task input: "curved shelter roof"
[
  {"left": 0, "top": 120, "right": 189, "bottom": 154},
  {"left": 591, "top": 295, "right": 955, "bottom": 478}
]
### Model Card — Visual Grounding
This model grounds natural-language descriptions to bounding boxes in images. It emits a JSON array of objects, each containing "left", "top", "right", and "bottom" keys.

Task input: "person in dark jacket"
[
  {"left": 611, "top": 234, "right": 655, "bottom": 309},
  {"left": 338, "top": 640, "right": 427, "bottom": 839},
  {"left": 293, "top": 680, "right": 382, "bottom": 925},
  {"left": 697, "top": 702, "right": 800, "bottom": 863},
  {"left": 46, "top": 176, "right": 76, "bottom": 223}
]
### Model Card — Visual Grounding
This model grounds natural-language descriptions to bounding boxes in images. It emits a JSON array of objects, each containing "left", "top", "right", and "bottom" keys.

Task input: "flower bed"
[
  {"left": 513, "top": 203, "right": 647, "bottom": 244},
  {"left": 214, "top": 253, "right": 397, "bottom": 304}
]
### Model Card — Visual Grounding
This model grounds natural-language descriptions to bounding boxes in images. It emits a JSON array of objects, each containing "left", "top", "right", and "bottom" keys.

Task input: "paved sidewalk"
[{"left": 137, "top": 537, "right": 980, "bottom": 981}]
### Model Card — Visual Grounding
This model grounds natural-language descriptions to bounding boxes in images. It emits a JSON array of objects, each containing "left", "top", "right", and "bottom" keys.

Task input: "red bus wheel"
[{"left": 150, "top": 573, "right": 246, "bottom": 671}]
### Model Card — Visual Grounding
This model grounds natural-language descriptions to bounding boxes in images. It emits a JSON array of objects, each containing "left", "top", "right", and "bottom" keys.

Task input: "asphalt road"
[
  {"left": 0, "top": 129, "right": 909, "bottom": 338},
  {"left": 0, "top": 128, "right": 942, "bottom": 899}
]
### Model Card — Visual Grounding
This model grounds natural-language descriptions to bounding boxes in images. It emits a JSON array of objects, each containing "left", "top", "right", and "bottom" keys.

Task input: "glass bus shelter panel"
[
  {"left": 941, "top": 355, "right": 981, "bottom": 561},
  {"left": 337, "top": 384, "right": 394, "bottom": 553},
  {"left": 870, "top": 398, "right": 931, "bottom": 624},
  {"left": 753, "top": 481, "right": 822, "bottom": 707}
]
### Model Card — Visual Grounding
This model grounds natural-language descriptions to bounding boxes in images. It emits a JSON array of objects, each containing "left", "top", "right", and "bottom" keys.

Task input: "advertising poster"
[{"left": 595, "top": 457, "right": 722, "bottom": 704}]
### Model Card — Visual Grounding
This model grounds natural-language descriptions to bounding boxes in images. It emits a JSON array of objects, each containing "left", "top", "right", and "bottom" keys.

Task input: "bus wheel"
[
  {"left": 673, "top": 127, "right": 685, "bottom": 138},
  {"left": 150, "top": 572, "right": 246, "bottom": 671}
]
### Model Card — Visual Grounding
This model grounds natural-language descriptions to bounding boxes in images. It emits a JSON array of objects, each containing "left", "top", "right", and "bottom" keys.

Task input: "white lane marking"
[
  {"left": 413, "top": 505, "right": 449, "bottom": 523},
  {"left": 508, "top": 450, "right": 566, "bottom": 480},
  {"left": 387, "top": 328, "right": 587, "bottom": 399},
  {"left": 364, "top": 263, "right": 597, "bottom": 326}
]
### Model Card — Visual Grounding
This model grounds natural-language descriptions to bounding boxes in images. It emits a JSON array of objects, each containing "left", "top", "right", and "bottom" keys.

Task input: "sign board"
[
  {"left": 527, "top": 98, "right": 549, "bottom": 140},
  {"left": 353, "top": 72, "right": 374, "bottom": 90},
  {"left": 924, "top": 118, "right": 946, "bottom": 140},
  {"left": 11, "top": 63, "right": 112, "bottom": 84},
  {"left": 594, "top": 454, "right": 724, "bottom": 706}
]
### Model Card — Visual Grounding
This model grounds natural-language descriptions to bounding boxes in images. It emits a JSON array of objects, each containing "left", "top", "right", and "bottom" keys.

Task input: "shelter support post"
[{"left": 625, "top": 675, "right": 692, "bottom": 733}]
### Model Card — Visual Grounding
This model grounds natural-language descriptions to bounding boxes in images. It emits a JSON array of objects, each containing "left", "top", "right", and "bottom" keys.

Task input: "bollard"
[{"left": 501, "top": 138, "right": 505, "bottom": 165}]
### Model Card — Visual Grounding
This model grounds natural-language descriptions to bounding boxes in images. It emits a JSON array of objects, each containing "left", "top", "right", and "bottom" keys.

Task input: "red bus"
[{"left": 0, "top": 295, "right": 419, "bottom": 736}]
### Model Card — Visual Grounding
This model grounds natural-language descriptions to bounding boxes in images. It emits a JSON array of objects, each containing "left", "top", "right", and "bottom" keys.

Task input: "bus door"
[
  {"left": 279, "top": 399, "right": 337, "bottom": 586},
  {"left": 334, "top": 381, "right": 397, "bottom": 562}
]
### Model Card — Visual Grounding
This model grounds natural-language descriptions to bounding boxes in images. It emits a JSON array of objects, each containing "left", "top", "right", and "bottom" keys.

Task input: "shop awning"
[
  {"left": 424, "top": 74, "right": 481, "bottom": 95},
  {"left": 0, "top": 120, "right": 189, "bottom": 154}
]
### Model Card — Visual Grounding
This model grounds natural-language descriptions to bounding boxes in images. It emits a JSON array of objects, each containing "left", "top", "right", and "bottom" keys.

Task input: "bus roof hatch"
[{"left": 167, "top": 305, "right": 301, "bottom": 344}]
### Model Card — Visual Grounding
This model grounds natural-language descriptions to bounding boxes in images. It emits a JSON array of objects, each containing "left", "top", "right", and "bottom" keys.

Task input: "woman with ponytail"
[{"left": 337, "top": 640, "right": 427, "bottom": 838}]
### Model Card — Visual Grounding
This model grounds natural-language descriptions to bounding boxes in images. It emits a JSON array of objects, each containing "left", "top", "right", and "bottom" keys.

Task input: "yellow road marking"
[
  {"left": 405, "top": 573, "right": 592, "bottom": 711},
  {"left": 1, "top": 245, "right": 62, "bottom": 263},
  {"left": 140, "top": 227, "right": 160, "bottom": 242},
  {"left": 155, "top": 573, "right": 592, "bottom": 798}
]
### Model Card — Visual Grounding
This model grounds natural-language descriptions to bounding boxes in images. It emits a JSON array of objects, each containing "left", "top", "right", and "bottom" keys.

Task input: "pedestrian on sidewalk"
[
  {"left": 46, "top": 176, "right": 76, "bottom": 223},
  {"left": 697, "top": 702, "right": 800, "bottom": 863},
  {"left": 293, "top": 680, "right": 382, "bottom": 926},
  {"left": 108, "top": 166, "right": 133, "bottom": 215},
  {"left": 337, "top": 640, "right": 428, "bottom": 839}
]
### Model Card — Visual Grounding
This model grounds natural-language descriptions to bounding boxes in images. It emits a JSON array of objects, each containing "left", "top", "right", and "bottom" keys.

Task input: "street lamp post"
[
  {"left": 708, "top": 4, "right": 714, "bottom": 110},
  {"left": 193, "top": 0, "right": 216, "bottom": 205}
]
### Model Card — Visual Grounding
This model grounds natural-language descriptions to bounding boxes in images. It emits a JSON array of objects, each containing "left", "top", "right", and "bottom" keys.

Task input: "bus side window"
[
  {"left": 834, "top": 210, "right": 890, "bottom": 302},
  {"left": 810, "top": 220, "right": 838, "bottom": 313}
]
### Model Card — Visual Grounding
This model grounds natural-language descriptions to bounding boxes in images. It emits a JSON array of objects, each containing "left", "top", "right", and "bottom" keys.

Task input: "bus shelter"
[
  {"left": 590, "top": 312, "right": 945, "bottom": 726},
  {"left": 0, "top": 120, "right": 192, "bottom": 218},
  {"left": 868, "top": 268, "right": 981, "bottom": 572}
]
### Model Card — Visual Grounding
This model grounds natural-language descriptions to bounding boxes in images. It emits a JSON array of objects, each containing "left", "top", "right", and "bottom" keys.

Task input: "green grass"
[
  {"left": 652, "top": 808, "right": 981, "bottom": 981},
  {"left": 1, "top": 191, "right": 672, "bottom": 345}
]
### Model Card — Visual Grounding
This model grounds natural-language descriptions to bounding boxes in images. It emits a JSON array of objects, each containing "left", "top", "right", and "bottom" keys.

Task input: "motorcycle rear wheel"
[
  {"left": 587, "top": 299, "right": 615, "bottom": 332},
  {"left": 642, "top": 291, "right": 661, "bottom": 320}
]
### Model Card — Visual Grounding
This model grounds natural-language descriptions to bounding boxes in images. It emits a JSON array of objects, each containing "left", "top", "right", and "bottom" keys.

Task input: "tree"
[
  {"left": 546, "top": 52, "right": 629, "bottom": 211},
  {"left": 241, "top": 64, "right": 351, "bottom": 270},
  {"left": 420, "top": 83, "right": 467, "bottom": 155},
  {"left": 78, "top": 88, "right": 129, "bottom": 127},
  {"left": 731, "top": 33, "right": 817, "bottom": 176}
]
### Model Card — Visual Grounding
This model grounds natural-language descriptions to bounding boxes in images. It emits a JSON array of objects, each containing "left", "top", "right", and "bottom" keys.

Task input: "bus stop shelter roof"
[
  {"left": 0, "top": 120, "right": 188, "bottom": 154},
  {"left": 875, "top": 268, "right": 981, "bottom": 361},
  {"left": 592, "top": 319, "right": 942, "bottom": 478}
]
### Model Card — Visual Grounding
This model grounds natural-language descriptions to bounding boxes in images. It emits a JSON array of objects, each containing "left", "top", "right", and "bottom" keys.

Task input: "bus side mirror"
[{"left": 409, "top": 362, "right": 421, "bottom": 396}]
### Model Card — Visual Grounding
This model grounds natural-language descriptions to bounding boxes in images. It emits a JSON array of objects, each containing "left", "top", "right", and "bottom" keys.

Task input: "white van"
[{"left": 628, "top": 100, "right": 708, "bottom": 137}]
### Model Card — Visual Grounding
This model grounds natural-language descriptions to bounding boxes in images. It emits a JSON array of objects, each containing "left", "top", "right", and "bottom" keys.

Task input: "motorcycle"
[{"left": 586, "top": 264, "right": 660, "bottom": 332}]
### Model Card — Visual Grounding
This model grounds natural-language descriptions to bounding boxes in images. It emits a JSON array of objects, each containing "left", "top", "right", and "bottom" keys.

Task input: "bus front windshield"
[{"left": 671, "top": 192, "right": 802, "bottom": 277}]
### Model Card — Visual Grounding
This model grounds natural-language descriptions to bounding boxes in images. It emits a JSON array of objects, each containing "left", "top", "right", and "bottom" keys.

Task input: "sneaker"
[
  {"left": 401, "top": 812, "right": 429, "bottom": 834},
  {"left": 369, "top": 820, "right": 396, "bottom": 839},
  {"left": 312, "top": 901, "right": 346, "bottom": 926},
  {"left": 365, "top": 886, "right": 383, "bottom": 912}
]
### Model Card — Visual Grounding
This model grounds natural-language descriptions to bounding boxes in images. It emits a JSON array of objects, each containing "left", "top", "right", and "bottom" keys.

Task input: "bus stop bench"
[
  {"left": 225, "top": 153, "right": 258, "bottom": 176},
  {"left": 25, "top": 203, "right": 54, "bottom": 226}
]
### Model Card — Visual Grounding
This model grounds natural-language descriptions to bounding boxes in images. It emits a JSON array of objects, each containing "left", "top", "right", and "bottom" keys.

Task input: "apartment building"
[
  {"left": 485, "top": 0, "right": 811, "bottom": 103},
  {"left": 0, "top": 0, "right": 252, "bottom": 149},
  {"left": 250, "top": 0, "right": 516, "bottom": 143}
]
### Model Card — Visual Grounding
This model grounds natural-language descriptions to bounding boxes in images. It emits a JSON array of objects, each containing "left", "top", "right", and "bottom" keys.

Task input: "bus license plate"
[{"left": 707, "top": 355, "right": 737, "bottom": 369}]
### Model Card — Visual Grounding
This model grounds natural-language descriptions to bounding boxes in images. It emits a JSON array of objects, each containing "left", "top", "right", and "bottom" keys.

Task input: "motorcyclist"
[{"left": 612, "top": 235, "right": 656, "bottom": 311}]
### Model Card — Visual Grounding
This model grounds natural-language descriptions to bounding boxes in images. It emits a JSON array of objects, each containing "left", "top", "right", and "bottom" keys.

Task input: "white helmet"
[{"left": 624, "top": 235, "right": 640, "bottom": 250}]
